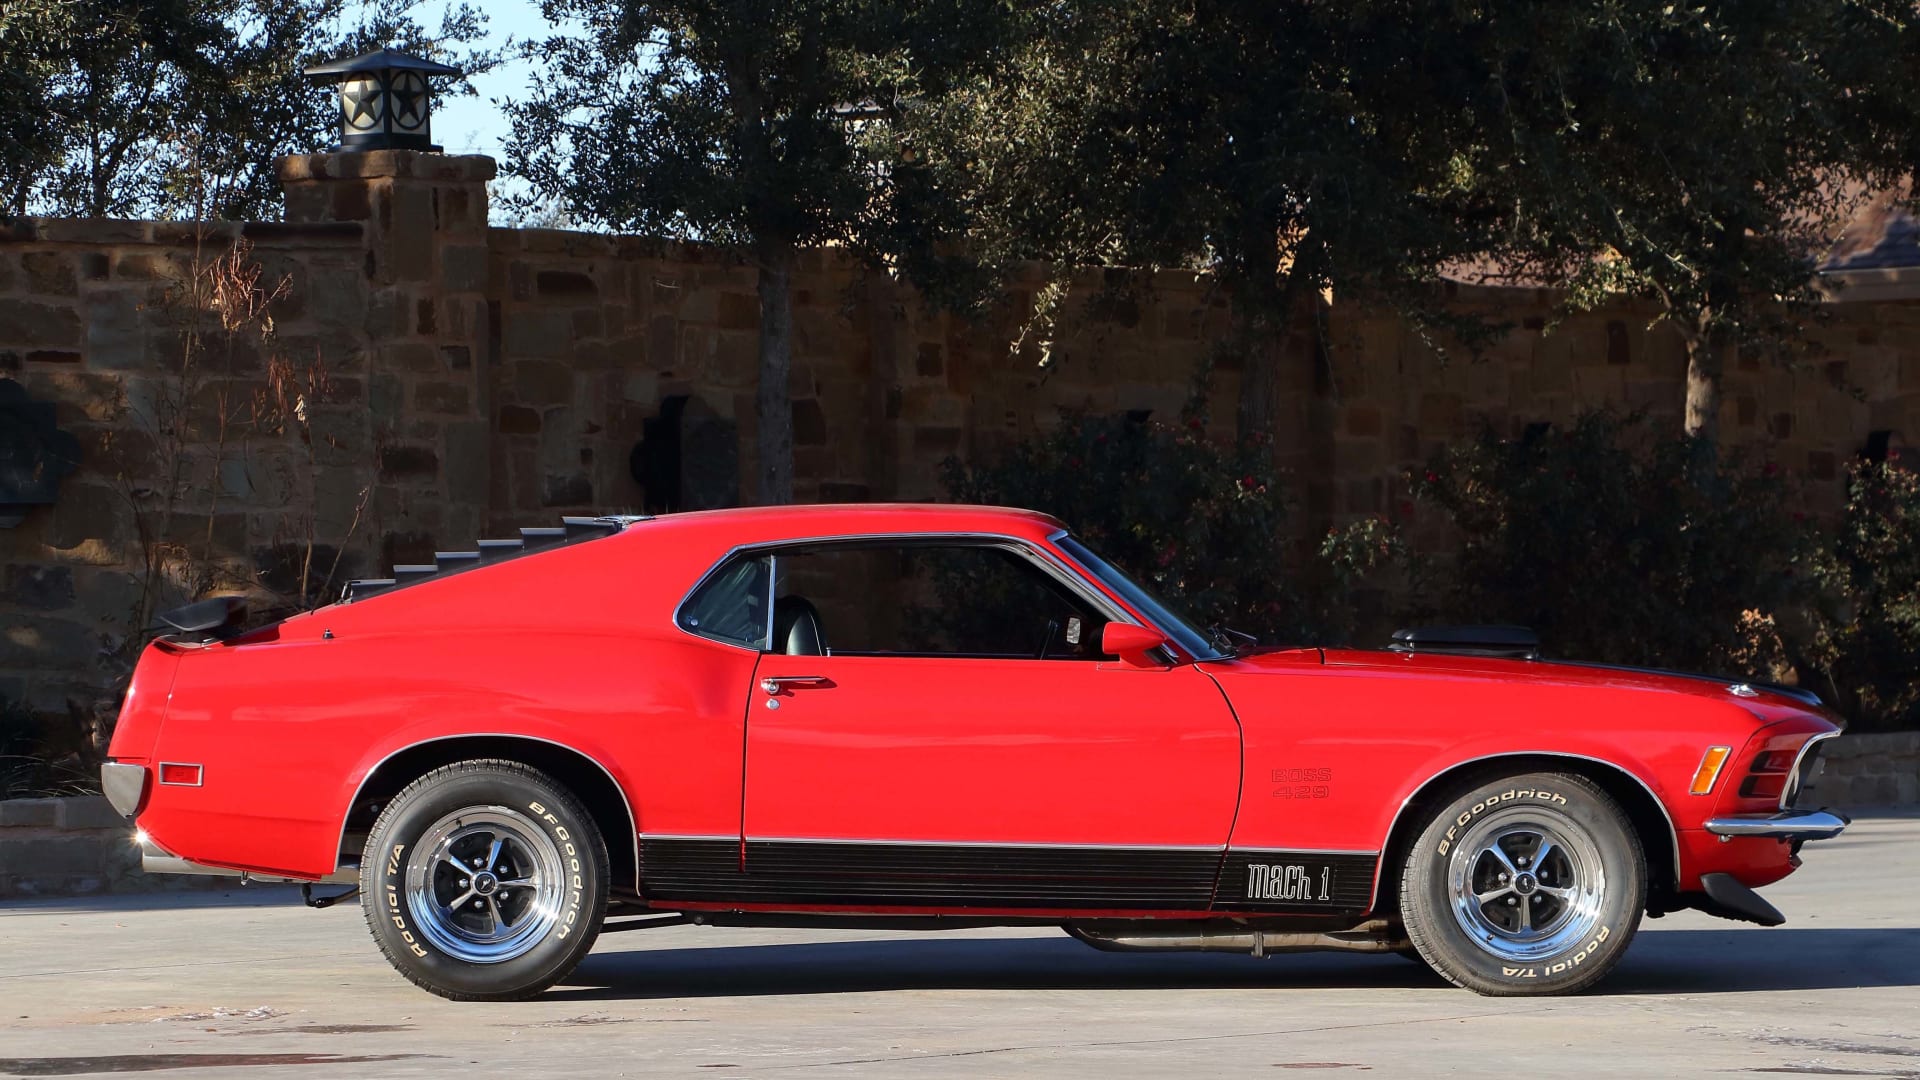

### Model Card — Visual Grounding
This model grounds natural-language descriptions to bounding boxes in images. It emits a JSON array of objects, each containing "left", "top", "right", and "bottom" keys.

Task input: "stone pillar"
[{"left": 277, "top": 150, "right": 494, "bottom": 562}]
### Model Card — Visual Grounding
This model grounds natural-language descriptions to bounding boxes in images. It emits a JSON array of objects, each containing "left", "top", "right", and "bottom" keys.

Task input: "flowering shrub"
[
  {"left": 1408, "top": 411, "right": 1812, "bottom": 674},
  {"left": 1805, "top": 463, "right": 1920, "bottom": 732},
  {"left": 941, "top": 413, "right": 1320, "bottom": 641}
]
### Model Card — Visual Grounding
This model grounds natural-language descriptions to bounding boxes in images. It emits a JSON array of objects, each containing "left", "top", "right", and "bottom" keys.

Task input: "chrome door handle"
[{"left": 760, "top": 675, "right": 832, "bottom": 694}]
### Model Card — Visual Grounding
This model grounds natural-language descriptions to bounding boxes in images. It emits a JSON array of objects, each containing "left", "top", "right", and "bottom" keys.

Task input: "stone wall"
[
  {"left": 2, "top": 148, "right": 1917, "bottom": 728},
  {"left": 1801, "top": 731, "right": 1920, "bottom": 807},
  {"left": 0, "top": 795, "right": 221, "bottom": 898}
]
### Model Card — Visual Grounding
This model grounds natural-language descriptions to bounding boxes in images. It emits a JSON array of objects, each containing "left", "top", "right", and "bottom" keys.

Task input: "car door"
[{"left": 731, "top": 538, "right": 1243, "bottom": 911}]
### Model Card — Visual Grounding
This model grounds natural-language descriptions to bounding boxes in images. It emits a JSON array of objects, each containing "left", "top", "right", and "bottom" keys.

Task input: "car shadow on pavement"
[
  {"left": 553, "top": 927, "right": 1920, "bottom": 1000},
  {"left": 1609, "top": 926, "right": 1920, "bottom": 995}
]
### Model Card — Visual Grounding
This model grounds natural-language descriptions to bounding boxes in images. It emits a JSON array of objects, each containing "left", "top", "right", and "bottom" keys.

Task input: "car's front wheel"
[
  {"left": 361, "top": 759, "right": 608, "bottom": 1000},
  {"left": 1398, "top": 770, "right": 1645, "bottom": 996}
]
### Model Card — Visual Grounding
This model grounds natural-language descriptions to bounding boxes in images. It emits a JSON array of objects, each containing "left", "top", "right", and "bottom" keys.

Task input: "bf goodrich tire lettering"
[
  {"left": 1399, "top": 771, "right": 1646, "bottom": 996},
  {"left": 361, "top": 759, "right": 609, "bottom": 1001}
]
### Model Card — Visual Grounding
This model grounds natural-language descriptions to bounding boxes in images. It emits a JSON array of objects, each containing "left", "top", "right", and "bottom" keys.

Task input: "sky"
[{"left": 426, "top": 0, "right": 549, "bottom": 162}]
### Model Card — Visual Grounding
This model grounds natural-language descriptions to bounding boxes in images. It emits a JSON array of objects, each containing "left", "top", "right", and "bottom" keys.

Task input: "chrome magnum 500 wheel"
[
  {"left": 1399, "top": 771, "right": 1645, "bottom": 996},
  {"left": 362, "top": 760, "right": 608, "bottom": 1000}
]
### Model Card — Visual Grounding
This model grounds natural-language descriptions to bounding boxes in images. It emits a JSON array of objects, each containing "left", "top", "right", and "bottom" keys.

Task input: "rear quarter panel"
[{"left": 133, "top": 527, "right": 755, "bottom": 879}]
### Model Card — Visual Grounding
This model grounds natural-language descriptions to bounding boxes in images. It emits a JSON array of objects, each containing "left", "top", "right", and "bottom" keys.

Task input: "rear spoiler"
[
  {"left": 155, "top": 595, "right": 249, "bottom": 642},
  {"left": 339, "top": 514, "right": 648, "bottom": 604}
]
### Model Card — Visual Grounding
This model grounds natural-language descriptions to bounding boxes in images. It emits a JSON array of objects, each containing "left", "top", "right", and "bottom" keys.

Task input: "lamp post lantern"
[{"left": 303, "top": 47, "right": 462, "bottom": 152}]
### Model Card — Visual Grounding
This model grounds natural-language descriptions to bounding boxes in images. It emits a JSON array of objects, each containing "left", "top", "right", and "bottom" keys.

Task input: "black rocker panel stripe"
[
  {"left": 1213, "top": 850, "right": 1376, "bottom": 914},
  {"left": 640, "top": 838, "right": 1220, "bottom": 909},
  {"left": 639, "top": 838, "right": 1378, "bottom": 914}
]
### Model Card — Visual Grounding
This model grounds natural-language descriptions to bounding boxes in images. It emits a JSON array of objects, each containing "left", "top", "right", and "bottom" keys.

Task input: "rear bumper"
[
  {"left": 1703, "top": 808, "right": 1850, "bottom": 842},
  {"left": 101, "top": 762, "right": 147, "bottom": 818},
  {"left": 139, "top": 835, "right": 358, "bottom": 885}
]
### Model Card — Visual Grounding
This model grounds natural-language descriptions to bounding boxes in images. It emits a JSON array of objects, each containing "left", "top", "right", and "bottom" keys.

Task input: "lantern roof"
[{"left": 303, "top": 47, "right": 461, "bottom": 79}]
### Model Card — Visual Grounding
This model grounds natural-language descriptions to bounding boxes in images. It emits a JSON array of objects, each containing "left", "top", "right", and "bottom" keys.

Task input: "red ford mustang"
[{"left": 102, "top": 505, "right": 1848, "bottom": 999}]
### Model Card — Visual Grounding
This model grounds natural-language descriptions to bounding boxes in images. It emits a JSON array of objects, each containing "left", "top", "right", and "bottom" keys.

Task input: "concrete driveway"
[{"left": 2, "top": 813, "right": 1916, "bottom": 1079}]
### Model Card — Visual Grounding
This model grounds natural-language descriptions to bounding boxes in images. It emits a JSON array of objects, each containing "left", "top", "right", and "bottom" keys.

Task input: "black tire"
[
  {"left": 1398, "top": 771, "right": 1645, "bottom": 996},
  {"left": 361, "top": 759, "right": 608, "bottom": 1001}
]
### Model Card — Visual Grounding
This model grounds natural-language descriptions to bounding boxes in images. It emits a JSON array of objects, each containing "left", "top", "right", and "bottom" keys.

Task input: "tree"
[
  {"left": 505, "top": 0, "right": 1020, "bottom": 505},
  {"left": 901, "top": 0, "right": 1508, "bottom": 442},
  {"left": 1459, "top": 0, "right": 1915, "bottom": 446},
  {"left": 0, "top": 0, "right": 500, "bottom": 221}
]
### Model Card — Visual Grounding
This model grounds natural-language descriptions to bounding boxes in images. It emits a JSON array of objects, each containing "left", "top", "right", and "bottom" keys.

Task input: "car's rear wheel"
[
  {"left": 361, "top": 759, "right": 608, "bottom": 1000},
  {"left": 1398, "top": 770, "right": 1644, "bottom": 996}
]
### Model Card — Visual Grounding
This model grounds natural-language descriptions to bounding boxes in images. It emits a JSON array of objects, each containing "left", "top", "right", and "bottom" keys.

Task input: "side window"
[
  {"left": 771, "top": 543, "right": 1110, "bottom": 659},
  {"left": 679, "top": 555, "right": 771, "bottom": 648}
]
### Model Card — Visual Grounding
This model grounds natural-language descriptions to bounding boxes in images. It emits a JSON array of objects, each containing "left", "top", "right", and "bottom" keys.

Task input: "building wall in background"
[{"left": 2, "top": 150, "right": 1916, "bottom": 721}]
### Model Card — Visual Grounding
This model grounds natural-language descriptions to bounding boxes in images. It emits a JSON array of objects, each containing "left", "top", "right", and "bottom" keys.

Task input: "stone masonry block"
[
  {"left": 503, "top": 311, "right": 573, "bottom": 360},
  {"left": 0, "top": 798, "right": 59, "bottom": 828},
  {"left": 0, "top": 835, "right": 107, "bottom": 877},
  {"left": 55, "top": 796, "right": 126, "bottom": 831},
  {"left": 84, "top": 290, "right": 144, "bottom": 369},
  {"left": 386, "top": 183, "right": 435, "bottom": 282},
  {"left": 0, "top": 298, "right": 81, "bottom": 348},
  {"left": 22, "top": 252, "right": 77, "bottom": 295}
]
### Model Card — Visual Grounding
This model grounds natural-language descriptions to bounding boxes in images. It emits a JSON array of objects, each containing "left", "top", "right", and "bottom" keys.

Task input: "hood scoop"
[
  {"left": 1388, "top": 625, "right": 1540, "bottom": 660},
  {"left": 339, "top": 515, "right": 646, "bottom": 604}
]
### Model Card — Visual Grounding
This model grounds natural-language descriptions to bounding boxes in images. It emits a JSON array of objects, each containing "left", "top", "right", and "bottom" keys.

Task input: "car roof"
[{"left": 635, "top": 503, "right": 1069, "bottom": 546}]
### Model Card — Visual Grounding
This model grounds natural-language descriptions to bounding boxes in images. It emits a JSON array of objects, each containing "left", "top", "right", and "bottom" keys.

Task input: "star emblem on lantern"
[
  {"left": 389, "top": 71, "right": 429, "bottom": 131},
  {"left": 342, "top": 76, "right": 383, "bottom": 131},
  {"left": 303, "top": 47, "right": 461, "bottom": 152}
]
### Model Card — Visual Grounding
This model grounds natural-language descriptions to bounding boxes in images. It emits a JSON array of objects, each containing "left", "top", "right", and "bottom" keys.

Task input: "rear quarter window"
[{"left": 678, "top": 555, "right": 771, "bottom": 648}]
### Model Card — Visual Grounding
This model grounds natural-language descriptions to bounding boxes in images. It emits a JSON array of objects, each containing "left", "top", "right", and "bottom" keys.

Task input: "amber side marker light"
[{"left": 1690, "top": 746, "right": 1732, "bottom": 795}]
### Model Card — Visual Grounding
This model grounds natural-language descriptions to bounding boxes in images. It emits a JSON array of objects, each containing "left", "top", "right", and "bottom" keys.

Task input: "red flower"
[
  {"left": 1424, "top": 471, "right": 1438, "bottom": 483},
  {"left": 1188, "top": 418, "right": 1204, "bottom": 431},
  {"left": 1241, "top": 474, "right": 1256, "bottom": 487},
  {"left": 1763, "top": 462, "right": 1780, "bottom": 477}
]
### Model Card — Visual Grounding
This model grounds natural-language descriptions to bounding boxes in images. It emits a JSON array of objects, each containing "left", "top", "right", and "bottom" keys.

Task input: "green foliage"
[
  {"left": 1408, "top": 411, "right": 1811, "bottom": 673},
  {"left": 0, "top": 697, "right": 97, "bottom": 800},
  {"left": 0, "top": 0, "right": 501, "bottom": 220},
  {"left": 1806, "top": 464, "right": 1920, "bottom": 732},
  {"left": 504, "top": 0, "right": 1015, "bottom": 249},
  {"left": 901, "top": 0, "right": 1511, "bottom": 435},
  {"left": 1457, "top": 0, "right": 1914, "bottom": 438},
  {"left": 941, "top": 411, "right": 1318, "bottom": 643}
]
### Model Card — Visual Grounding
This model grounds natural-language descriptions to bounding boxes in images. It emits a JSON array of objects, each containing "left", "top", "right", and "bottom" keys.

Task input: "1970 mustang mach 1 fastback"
[{"left": 102, "top": 505, "right": 1848, "bottom": 999}]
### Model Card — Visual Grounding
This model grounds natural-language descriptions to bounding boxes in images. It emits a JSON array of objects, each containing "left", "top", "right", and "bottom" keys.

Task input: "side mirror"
[{"left": 1102, "top": 622, "right": 1170, "bottom": 668}]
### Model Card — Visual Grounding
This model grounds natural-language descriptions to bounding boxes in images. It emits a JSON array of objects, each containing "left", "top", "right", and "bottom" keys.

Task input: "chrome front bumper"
[
  {"left": 1703, "top": 808, "right": 1850, "bottom": 842},
  {"left": 139, "top": 835, "right": 359, "bottom": 885}
]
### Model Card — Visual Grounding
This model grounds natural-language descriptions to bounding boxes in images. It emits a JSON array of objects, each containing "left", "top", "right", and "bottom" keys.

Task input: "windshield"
[{"left": 1053, "top": 535, "right": 1229, "bottom": 661}]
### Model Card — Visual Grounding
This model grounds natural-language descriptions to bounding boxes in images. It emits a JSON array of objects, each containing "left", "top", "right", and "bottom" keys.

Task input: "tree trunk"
[
  {"left": 755, "top": 244, "right": 797, "bottom": 505},
  {"left": 1683, "top": 325, "right": 1731, "bottom": 446},
  {"left": 1234, "top": 309, "right": 1288, "bottom": 443},
  {"left": 1233, "top": 228, "right": 1315, "bottom": 445}
]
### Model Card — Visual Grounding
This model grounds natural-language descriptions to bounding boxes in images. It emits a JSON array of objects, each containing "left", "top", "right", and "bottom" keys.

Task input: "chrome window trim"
[
  {"left": 673, "top": 552, "right": 777, "bottom": 652},
  {"left": 337, "top": 733, "right": 642, "bottom": 892},
  {"left": 1047, "top": 529, "right": 1220, "bottom": 662},
  {"left": 1371, "top": 751, "right": 1682, "bottom": 912},
  {"left": 672, "top": 530, "right": 1149, "bottom": 659},
  {"left": 1781, "top": 729, "right": 1841, "bottom": 810}
]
